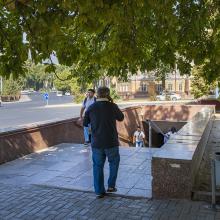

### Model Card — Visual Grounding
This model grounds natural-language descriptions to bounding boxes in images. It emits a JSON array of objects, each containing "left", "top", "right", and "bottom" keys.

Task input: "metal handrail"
[{"left": 147, "top": 119, "right": 165, "bottom": 136}]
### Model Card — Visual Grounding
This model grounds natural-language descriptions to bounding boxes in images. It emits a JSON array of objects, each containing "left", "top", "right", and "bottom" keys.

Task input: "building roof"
[{"left": 129, "top": 71, "right": 189, "bottom": 81}]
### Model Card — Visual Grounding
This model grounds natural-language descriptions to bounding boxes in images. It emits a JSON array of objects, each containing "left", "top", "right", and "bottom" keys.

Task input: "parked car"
[
  {"left": 51, "top": 88, "right": 57, "bottom": 93},
  {"left": 21, "top": 90, "right": 32, "bottom": 94},
  {"left": 65, "top": 91, "right": 71, "bottom": 96},
  {"left": 156, "top": 92, "right": 181, "bottom": 101},
  {"left": 56, "top": 91, "right": 63, "bottom": 97}
]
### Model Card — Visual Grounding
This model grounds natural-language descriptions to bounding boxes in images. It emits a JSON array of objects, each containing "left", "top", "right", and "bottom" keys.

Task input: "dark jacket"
[{"left": 83, "top": 99, "right": 124, "bottom": 149}]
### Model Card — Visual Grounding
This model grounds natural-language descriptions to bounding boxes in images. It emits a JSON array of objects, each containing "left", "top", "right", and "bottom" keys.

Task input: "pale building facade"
[{"left": 98, "top": 71, "right": 191, "bottom": 99}]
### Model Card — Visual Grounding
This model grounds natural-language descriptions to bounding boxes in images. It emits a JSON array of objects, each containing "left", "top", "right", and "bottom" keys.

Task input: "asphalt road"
[
  {"left": 0, "top": 92, "right": 191, "bottom": 130},
  {"left": 0, "top": 92, "right": 81, "bottom": 129}
]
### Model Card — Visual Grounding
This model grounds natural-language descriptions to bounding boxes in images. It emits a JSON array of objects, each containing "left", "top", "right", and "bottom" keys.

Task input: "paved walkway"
[
  {"left": 0, "top": 183, "right": 218, "bottom": 220},
  {"left": 0, "top": 144, "right": 219, "bottom": 219},
  {"left": 0, "top": 144, "right": 157, "bottom": 198}
]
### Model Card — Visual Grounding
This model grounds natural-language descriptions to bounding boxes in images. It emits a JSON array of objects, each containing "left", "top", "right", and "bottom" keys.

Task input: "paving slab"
[
  {"left": 0, "top": 143, "right": 158, "bottom": 198},
  {"left": 0, "top": 183, "right": 216, "bottom": 220}
]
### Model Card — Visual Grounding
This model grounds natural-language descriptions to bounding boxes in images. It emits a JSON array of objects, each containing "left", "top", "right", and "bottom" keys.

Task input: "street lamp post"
[
  {"left": 0, "top": 76, "right": 2, "bottom": 94},
  {"left": 174, "top": 63, "right": 177, "bottom": 92}
]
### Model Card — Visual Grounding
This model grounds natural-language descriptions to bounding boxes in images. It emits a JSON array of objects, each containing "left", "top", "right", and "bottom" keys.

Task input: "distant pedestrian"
[
  {"left": 164, "top": 127, "right": 177, "bottom": 143},
  {"left": 83, "top": 87, "right": 124, "bottom": 198},
  {"left": 133, "top": 126, "right": 145, "bottom": 148},
  {"left": 79, "top": 89, "right": 96, "bottom": 146}
]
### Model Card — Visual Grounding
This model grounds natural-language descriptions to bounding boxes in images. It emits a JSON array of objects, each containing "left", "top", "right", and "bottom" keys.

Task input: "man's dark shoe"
[
  {"left": 96, "top": 193, "right": 106, "bottom": 199},
  {"left": 84, "top": 141, "right": 90, "bottom": 146},
  {"left": 107, "top": 187, "right": 117, "bottom": 193}
]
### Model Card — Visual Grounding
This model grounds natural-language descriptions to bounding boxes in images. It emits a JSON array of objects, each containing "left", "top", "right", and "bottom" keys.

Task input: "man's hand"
[
  {"left": 77, "top": 117, "right": 83, "bottom": 127},
  {"left": 78, "top": 117, "right": 83, "bottom": 122}
]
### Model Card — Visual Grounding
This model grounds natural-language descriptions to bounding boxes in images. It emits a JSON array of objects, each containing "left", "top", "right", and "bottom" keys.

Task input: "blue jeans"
[
  {"left": 84, "top": 125, "right": 91, "bottom": 142},
  {"left": 92, "top": 147, "right": 120, "bottom": 195},
  {"left": 136, "top": 141, "right": 143, "bottom": 148}
]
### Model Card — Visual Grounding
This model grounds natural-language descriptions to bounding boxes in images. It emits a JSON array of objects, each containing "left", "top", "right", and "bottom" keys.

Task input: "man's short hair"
[
  {"left": 87, "top": 89, "right": 95, "bottom": 93},
  {"left": 97, "top": 87, "right": 110, "bottom": 98}
]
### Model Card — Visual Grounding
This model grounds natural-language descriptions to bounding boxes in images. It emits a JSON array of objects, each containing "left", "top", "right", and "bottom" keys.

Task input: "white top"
[
  {"left": 164, "top": 131, "right": 176, "bottom": 143},
  {"left": 82, "top": 97, "right": 96, "bottom": 112},
  {"left": 134, "top": 131, "right": 145, "bottom": 142}
]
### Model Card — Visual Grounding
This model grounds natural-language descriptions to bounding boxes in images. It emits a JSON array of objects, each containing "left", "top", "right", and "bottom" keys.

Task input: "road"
[
  {"left": 0, "top": 92, "right": 82, "bottom": 129},
  {"left": 0, "top": 92, "right": 192, "bottom": 130}
]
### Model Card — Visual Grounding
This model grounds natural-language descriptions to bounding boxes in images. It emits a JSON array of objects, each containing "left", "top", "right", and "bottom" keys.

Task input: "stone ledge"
[
  {"left": 152, "top": 106, "right": 215, "bottom": 199},
  {"left": 0, "top": 105, "right": 206, "bottom": 166}
]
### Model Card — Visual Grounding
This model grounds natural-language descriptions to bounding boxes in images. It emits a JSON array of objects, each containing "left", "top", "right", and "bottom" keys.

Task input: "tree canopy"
[
  {"left": 191, "top": 65, "right": 217, "bottom": 99},
  {"left": 0, "top": 0, "right": 220, "bottom": 82}
]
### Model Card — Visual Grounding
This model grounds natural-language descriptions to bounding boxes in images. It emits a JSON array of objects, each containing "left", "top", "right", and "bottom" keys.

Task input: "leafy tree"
[
  {"left": 155, "top": 62, "right": 173, "bottom": 91},
  {"left": 53, "top": 65, "right": 92, "bottom": 103},
  {"left": 110, "top": 88, "right": 120, "bottom": 101},
  {"left": 0, "top": 0, "right": 220, "bottom": 83},
  {"left": 23, "top": 60, "right": 53, "bottom": 91},
  {"left": 191, "top": 65, "right": 217, "bottom": 99},
  {"left": 53, "top": 70, "right": 71, "bottom": 92},
  {"left": 1, "top": 76, "right": 23, "bottom": 96}
]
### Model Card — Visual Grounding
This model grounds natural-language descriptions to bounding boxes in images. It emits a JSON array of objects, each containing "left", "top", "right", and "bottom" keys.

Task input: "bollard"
[
  {"left": 148, "top": 120, "right": 152, "bottom": 149},
  {"left": 215, "top": 152, "right": 220, "bottom": 187},
  {"left": 211, "top": 158, "right": 216, "bottom": 208},
  {"left": 147, "top": 120, "right": 152, "bottom": 159},
  {"left": 211, "top": 152, "right": 220, "bottom": 209}
]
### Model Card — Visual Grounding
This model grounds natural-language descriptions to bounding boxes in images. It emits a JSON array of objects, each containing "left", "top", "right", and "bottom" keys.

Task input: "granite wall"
[
  {"left": 0, "top": 105, "right": 204, "bottom": 164},
  {"left": 152, "top": 106, "right": 215, "bottom": 199},
  {"left": 0, "top": 118, "right": 84, "bottom": 164}
]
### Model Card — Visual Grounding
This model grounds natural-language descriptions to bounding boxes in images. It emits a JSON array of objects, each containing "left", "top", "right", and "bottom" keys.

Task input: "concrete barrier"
[
  {"left": 0, "top": 105, "right": 205, "bottom": 165},
  {"left": 152, "top": 106, "right": 215, "bottom": 199}
]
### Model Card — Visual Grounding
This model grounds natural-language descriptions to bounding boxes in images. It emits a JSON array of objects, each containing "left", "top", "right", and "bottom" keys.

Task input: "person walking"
[
  {"left": 133, "top": 126, "right": 145, "bottom": 148},
  {"left": 80, "top": 89, "right": 96, "bottom": 146},
  {"left": 83, "top": 87, "right": 124, "bottom": 198},
  {"left": 164, "top": 127, "right": 177, "bottom": 144}
]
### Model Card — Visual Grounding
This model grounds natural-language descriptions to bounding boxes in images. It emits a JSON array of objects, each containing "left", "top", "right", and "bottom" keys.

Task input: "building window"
[
  {"left": 105, "top": 79, "right": 109, "bottom": 87},
  {"left": 156, "top": 84, "right": 163, "bottom": 92},
  {"left": 121, "top": 85, "right": 128, "bottom": 92},
  {"left": 179, "top": 83, "right": 182, "bottom": 92},
  {"left": 168, "top": 84, "right": 172, "bottom": 91},
  {"left": 125, "top": 85, "right": 128, "bottom": 92},
  {"left": 140, "top": 83, "right": 147, "bottom": 92}
]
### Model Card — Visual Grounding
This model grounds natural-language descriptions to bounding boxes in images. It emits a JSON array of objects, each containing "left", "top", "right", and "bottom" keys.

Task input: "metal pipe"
[
  {"left": 211, "top": 158, "right": 216, "bottom": 208},
  {"left": 148, "top": 120, "right": 152, "bottom": 148}
]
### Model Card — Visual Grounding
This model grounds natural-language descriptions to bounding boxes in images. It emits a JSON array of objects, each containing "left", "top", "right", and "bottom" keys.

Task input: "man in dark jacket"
[{"left": 83, "top": 87, "right": 124, "bottom": 198}]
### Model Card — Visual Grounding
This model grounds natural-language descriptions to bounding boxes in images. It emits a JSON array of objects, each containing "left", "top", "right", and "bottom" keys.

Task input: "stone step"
[{"left": 192, "top": 190, "right": 220, "bottom": 202}]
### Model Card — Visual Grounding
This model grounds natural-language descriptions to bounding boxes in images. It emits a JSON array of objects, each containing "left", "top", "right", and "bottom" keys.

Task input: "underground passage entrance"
[
  {"left": 0, "top": 104, "right": 214, "bottom": 199},
  {"left": 142, "top": 120, "right": 187, "bottom": 147}
]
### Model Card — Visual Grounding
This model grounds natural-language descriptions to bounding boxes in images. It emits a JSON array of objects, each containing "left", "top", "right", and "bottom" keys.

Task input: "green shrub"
[
  {"left": 1, "top": 77, "right": 22, "bottom": 96},
  {"left": 149, "top": 95, "right": 157, "bottom": 101},
  {"left": 74, "top": 93, "right": 85, "bottom": 103},
  {"left": 110, "top": 88, "right": 120, "bottom": 101}
]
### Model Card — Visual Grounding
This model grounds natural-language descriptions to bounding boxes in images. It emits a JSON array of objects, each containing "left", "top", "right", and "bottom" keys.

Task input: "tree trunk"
[
  {"left": 185, "top": 78, "right": 189, "bottom": 95},
  {"left": 162, "top": 76, "right": 166, "bottom": 91}
]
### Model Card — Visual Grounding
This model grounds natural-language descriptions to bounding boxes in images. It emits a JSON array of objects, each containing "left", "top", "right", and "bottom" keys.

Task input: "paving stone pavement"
[
  {"left": 0, "top": 144, "right": 158, "bottom": 198},
  {"left": 0, "top": 183, "right": 219, "bottom": 220},
  {"left": 1, "top": 115, "right": 220, "bottom": 219}
]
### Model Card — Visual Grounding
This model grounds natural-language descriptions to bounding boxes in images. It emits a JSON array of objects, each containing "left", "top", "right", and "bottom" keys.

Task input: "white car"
[
  {"left": 65, "top": 92, "right": 71, "bottom": 96},
  {"left": 56, "top": 91, "right": 63, "bottom": 97},
  {"left": 156, "top": 92, "right": 181, "bottom": 101},
  {"left": 21, "top": 90, "right": 32, "bottom": 94}
]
